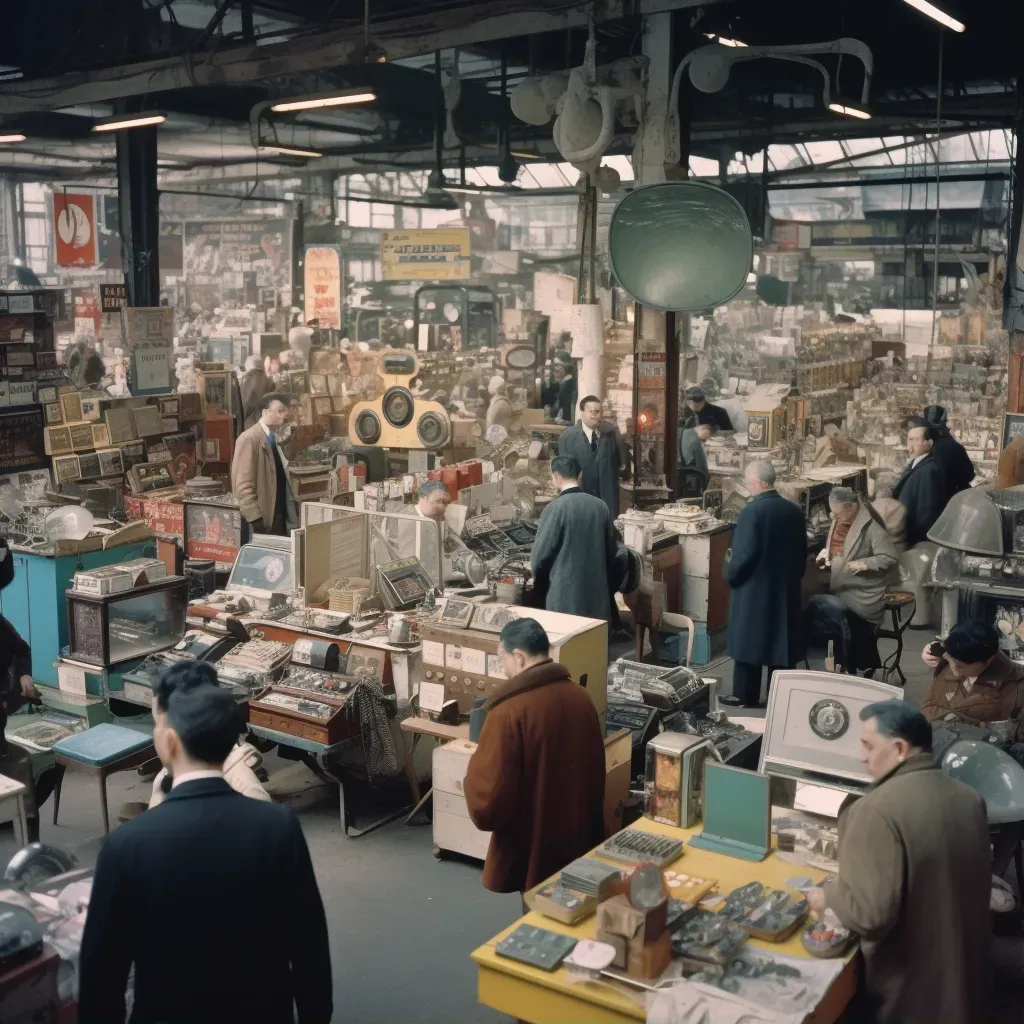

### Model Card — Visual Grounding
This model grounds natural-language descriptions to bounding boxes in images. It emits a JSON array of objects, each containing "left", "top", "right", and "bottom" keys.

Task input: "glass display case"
[{"left": 66, "top": 576, "right": 189, "bottom": 667}]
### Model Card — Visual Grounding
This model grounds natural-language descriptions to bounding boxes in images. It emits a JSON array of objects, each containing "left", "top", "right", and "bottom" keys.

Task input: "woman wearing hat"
[{"left": 920, "top": 620, "right": 1024, "bottom": 739}]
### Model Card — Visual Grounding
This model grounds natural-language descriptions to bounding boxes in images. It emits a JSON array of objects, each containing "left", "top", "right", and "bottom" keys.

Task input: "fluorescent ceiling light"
[
  {"left": 828, "top": 100, "right": 871, "bottom": 120},
  {"left": 270, "top": 90, "right": 376, "bottom": 113},
  {"left": 0, "top": 133, "right": 26, "bottom": 143},
  {"left": 92, "top": 113, "right": 167, "bottom": 132},
  {"left": 259, "top": 144, "right": 323, "bottom": 159},
  {"left": 901, "top": 0, "right": 965, "bottom": 31},
  {"left": 703, "top": 33, "right": 748, "bottom": 47}
]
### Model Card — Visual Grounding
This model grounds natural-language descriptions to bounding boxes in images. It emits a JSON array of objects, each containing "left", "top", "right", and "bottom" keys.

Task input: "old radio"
[{"left": 348, "top": 349, "right": 451, "bottom": 450}]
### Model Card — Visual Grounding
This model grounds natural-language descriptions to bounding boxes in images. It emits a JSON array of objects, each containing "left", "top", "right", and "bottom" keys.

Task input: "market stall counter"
[{"left": 470, "top": 815, "right": 857, "bottom": 1024}]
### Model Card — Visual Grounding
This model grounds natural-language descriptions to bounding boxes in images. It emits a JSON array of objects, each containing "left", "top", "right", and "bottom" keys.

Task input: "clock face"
[{"left": 808, "top": 698, "right": 850, "bottom": 741}]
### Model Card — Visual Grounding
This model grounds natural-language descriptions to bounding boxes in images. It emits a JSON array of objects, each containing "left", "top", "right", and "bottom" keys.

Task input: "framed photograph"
[
  {"left": 118, "top": 439, "right": 147, "bottom": 469},
  {"left": 129, "top": 461, "right": 174, "bottom": 494},
  {"left": 201, "top": 372, "right": 232, "bottom": 415},
  {"left": 53, "top": 454, "right": 81, "bottom": 484},
  {"left": 439, "top": 597, "right": 476, "bottom": 629},
  {"left": 60, "top": 392, "right": 83, "bottom": 423},
  {"left": 134, "top": 405, "right": 163, "bottom": 438},
  {"left": 179, "top": 392, "right": 203, "bottom": 420},
  {"left": 104, "top": 407, "right": 137, "bottom": 444},
  {"left": 44, "top": 402, "right": 63, "bottom": 426},
  {"left": 159, "top": 397, "right": 180, "bottom": 418},
  {"left": 91, "top": 423, "right": 110, "bottom": 448},
  {"left": 80, "top": 397, "right": 102, "bottom": 422},
  {"left": 1001, "top": 413, "right": 1024, "bottom": 452},
  {"left": 77, "top": 452, "right": 101, "bottom": 479},
  {"left": 287, "top": 370, "right": 309, "bottom": 395},
  {"left": 309, "top": 373, "right": 329, "bottom": 397},
  {"left": 96, "top": 447, "right": 125, "bottom": 477},
  {"left": 68, "top": 422, "right": 96, "bottom": 451},
  {"left": 472, "top": 603, "right": 519, "bottom": 634},
  {"left": 201, "top": 438, "right": 221, "bottom": 461}
]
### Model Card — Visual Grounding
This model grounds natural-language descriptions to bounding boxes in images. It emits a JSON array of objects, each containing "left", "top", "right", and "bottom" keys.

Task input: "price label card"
[
  {"left": 486, "top": 653, "right": 507, "bottom": 679},
  {"left": 462, "top": 647, "right": 486, "bottom": 675},
  {"left": 293, "top": 639, "right": 314, "bottom": 665},
  {"left": 418, "top": 680, "right": 446, "bottom": 713},
  {"left": 422, "top": 640, "right": 445, "bottom": 666},
  {"left": 445, "top": 644, "right": 463, "bottom": 669},
  {"left": 57, "top": 663, "right": 87, "bottom": 697}
]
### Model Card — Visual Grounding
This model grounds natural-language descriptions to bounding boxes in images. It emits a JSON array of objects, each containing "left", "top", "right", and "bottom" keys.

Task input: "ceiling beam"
[{"left": 0, "top": 0, "right": 707, "bottom": 115}]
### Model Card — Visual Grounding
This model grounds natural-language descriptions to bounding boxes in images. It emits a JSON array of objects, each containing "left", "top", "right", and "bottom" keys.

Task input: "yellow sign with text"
[{"left": 381, "top": 228, "right": 471, "bottom": 281}]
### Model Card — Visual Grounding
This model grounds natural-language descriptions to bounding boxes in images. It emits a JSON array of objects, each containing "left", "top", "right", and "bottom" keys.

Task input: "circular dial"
[
  {"left": 416, "top": 411, "right": 450, "bottom": 448},
  {"left": 808, "top": 698, "right": 850, "bottom": 741},
  {"left": 353, "top": 409, "right": 382, "bottom": 445},
  {"left": 382, "top": 386, "right": 414, "bottom": 427}
]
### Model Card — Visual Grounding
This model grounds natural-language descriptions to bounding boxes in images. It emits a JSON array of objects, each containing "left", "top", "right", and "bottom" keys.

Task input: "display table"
[{"left": 471, "top": 816, "right": 857, "bottom": 1024}]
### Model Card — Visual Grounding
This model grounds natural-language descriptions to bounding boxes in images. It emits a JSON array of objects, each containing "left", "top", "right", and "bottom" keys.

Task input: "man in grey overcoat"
[
  {"left": 531, "top": 456, "right": 618, "bottom": 621},
  {"left": 557, "top": 395, "right": 624, "bottom": 521}
]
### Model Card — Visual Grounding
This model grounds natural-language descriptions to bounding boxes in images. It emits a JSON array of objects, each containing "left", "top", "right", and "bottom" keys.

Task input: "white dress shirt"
[
  {"left": 911, "top": 453, "right": 929, "bottom": 469},
  {"left": 171, "top": 769, "right": 224, "bottom": 789},
  {"left": 582, "top": 424, "right": 597, "bottom": 446}
]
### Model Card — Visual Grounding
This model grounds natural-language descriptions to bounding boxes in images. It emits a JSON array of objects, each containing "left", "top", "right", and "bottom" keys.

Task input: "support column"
[
  {"left": 1004, "top": 92, "right": 1024, "bottom": 412},
  {"left": 116, "top": 104, "right": 160, "bottom": 308}
]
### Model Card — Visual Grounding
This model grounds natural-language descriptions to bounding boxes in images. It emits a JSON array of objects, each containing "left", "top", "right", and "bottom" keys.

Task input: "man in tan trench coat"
[
  {"left": 230, "top": 392, "right": 297, "bottom": 536},
  {"left": 808, "top": 700, "right": 991, "bottom": 1024}
]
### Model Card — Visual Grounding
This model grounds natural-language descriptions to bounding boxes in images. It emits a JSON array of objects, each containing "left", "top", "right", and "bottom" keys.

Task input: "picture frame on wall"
[
  {"left": 1001, "top": 413, "right": 1024, "bottom": 452},
  {"left": 53, "top": 455, "right": 82, "bottom": 484},
  {"left": 201, "top": 372, "right": 232, "bottom": 416}
]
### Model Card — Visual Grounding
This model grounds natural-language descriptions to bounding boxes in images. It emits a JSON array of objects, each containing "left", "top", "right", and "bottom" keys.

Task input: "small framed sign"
[{"left": 1001, "top": 413, "right": 1024, "bottom": 452}]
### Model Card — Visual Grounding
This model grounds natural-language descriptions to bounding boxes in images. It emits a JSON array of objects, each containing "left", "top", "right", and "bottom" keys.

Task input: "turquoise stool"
[{"left": 52, "top": 724, "right": 156, "bottom": 834}]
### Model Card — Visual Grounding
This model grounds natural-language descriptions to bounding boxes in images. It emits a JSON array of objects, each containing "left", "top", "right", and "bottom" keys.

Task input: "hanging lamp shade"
[
  {"left": 609, "top": 181, "right": 752, "bottom": 311},
  {"left": 940, "top": 740, "right": 1024, "bottom": 824},
  {"left": 927, "top": 487, "right": 1004, "bottom": 556}
]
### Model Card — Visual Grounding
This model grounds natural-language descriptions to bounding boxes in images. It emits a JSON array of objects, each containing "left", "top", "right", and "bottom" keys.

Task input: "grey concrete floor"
[{"left": 1, "top": 631, "right": 1021, "bottom": 1022}]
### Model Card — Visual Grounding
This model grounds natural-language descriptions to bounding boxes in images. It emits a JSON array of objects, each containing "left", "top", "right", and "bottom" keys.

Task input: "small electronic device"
[
  {"left": 495, "top": 924, "right": 577, "bottom": 972},
  {"left": 645, "top": 732, "right": 713, "bottom": 829},
  {"left": 218, "top": 639, "right": 292, "bottom": 674},
  {"left": 594, "top": 828, "right": 684, "bottom": 868},
  {"left": 559, "top": 858, "right": 624, "bottom": 900},
  {"left": 605, "top": 701, "right": 660, "bottom": 775},
  {"left": 531, "top": 882, "right": 597, "bottom": 925}
]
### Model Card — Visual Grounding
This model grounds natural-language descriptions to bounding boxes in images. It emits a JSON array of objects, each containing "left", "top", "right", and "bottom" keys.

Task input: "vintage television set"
[
  {"left": 759, "top": 670, "right": 902, "bottom": 795},
  {"left": 958, "top": 581, "right": 1024, "bottom": 665}
]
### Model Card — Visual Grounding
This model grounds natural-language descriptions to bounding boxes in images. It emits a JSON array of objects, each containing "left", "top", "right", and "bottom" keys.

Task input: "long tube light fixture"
[
  {"left": 0, "top": 133, "right": 26, "bottom": 143},
  {"left": 259, "top": 144, "right": 323, "bottom": 159},
  {"left": 901, "top": 0, "right": 965, "bottom": 32},
  {"left": 92, "top": 113, "right": 167, "bottom": 132},
  {"left": 270, "top": 90, "right": 376, "bottom": 113},
  {"left": 703, "top": 33, "right": 747, "bottom": 47}
]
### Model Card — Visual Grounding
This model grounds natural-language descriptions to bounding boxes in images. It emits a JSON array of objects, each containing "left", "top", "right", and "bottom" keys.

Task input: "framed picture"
[
  {"left": 201, "top": 372, "right": 232, "bottom": 415},
  {"left": 60, "top": 392, "right": 83, "bottom": 423},
  {"left": 287, "top": 370, "right": 309, "bottom": 395},
  {"left": 133, "top": 405, "right": 163, "bottom": 438},
  {"left": 96, "top": 447, "right": 125, "bottom": 477},
  {"left": 91, "top": 423, "right": 111, "bottom": 448},
  {"left": 1001, "top": 413, "right": 1024, "bottom": 452},
  {"left": 313, "top": 397, "right": 333, "bottom": 418},
  {"left": 80, "top": 397, "right": 102, "bottom": 422},
  {"left": 77, "top": 452, "right": 101, "bottom": 479},
  {"left": 179, "top": 392, "right": 203, "bottom": 420},
  {"left": 439, "top": 597, "right": 475, "bottom": 629},
  {"left": 129, "top": 461, "right": 174, "bottom": 494},
  {"left": 44, "top": 402, "right": 63, "bottom": 426},
  {"left": 105, "top": 407, "right": 138, "bottom": 444},
  {"left": 53, "top": 455, "right": 81, "bottom": 484},
  {"left": 159, "top": 397, "right": 180, "bottom": 418},
  {"left": 68, "top": 422, "right": 96, "bottom": 451},
  {"left": 201, "top": 438, "right": 221, "bottom": 461},
  {"left": 472, "top": 603, "right": 518, "bottom": 634}
]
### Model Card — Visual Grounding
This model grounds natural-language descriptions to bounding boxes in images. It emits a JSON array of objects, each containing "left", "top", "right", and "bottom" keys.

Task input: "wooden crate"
[{"left": 248, "top": 684, "right": 357, "bottom": 745}]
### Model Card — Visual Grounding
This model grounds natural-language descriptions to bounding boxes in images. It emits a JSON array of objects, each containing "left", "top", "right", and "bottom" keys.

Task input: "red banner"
[{"left": 53, "top": 193, "right": 97, "bottom": 268}]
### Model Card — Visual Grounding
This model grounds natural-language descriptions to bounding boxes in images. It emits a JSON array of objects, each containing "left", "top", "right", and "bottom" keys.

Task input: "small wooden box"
[{"left": 248, "top": 684, "right": 357, "bottom": 746}]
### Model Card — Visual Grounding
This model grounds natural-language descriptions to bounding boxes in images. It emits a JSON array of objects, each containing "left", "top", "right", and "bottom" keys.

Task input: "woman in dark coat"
[{"left": 722, "top": 460, "right": 807, "bottom": 707}]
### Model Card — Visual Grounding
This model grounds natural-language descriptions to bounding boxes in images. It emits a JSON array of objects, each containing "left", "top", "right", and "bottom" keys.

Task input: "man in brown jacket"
[
  {"left": 464, "top": 617, "right": 606, "bottom": 893},
  {"left": 808, "top": 700, "right": 990, "bottom": 1024},
  {"left": 920, "top": 619, "right": 1024, "bottom": 739},
  {"left": 230, "top": 392, "right": 296, "bottom": 536}
]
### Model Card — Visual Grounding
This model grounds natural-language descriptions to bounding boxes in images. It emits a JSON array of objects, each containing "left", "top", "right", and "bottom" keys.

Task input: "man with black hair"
[
  {"left": 557, "top": 394, "right": 624, "bottom": 519},
  {"left": 923, "top": 403, "right": 975, "bottom": 493},
  {"left": 806, "top": 700, "right": 990, "bottom": 1024},
  {"left": 892, "top": 420, "right": 949, "bottom": 546},
  {"left": 464, "top": 618, "right": 605, "bottom": 892},
  {"left": 531, "top": 455, "right": 618, "bottom": 621},
  {"left": 79, "top": 662, "right": 331, "bottom": 1024},
  {"left": 231, "top": 391, "right": 297, "bottom": 536}
]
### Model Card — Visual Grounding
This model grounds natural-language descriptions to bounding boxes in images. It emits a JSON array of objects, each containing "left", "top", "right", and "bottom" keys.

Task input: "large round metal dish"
[{"left": 609, "top": 181, "right": 753, "bottom": 312}]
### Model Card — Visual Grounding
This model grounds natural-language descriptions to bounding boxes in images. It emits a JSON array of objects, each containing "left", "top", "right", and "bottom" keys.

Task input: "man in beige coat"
[
  {"left": 230, "top": 392, "right": 297, "bottom": 536},
  {"left": 808, "top": 700, "right": 991, "bottom": 1024}
]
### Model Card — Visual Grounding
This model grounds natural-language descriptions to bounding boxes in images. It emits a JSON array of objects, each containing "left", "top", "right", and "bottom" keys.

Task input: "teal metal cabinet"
[{"left": 0, "top": 543, "right": 151, "bottom": 686}]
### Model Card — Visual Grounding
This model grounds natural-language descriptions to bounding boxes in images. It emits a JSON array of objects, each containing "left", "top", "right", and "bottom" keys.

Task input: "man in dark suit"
[
  {"left": 557, "top": 395, "right": 624, "bottom": 520},
  {"left": 892, "top": 422, "right": 950, "bottom": 547},
  {"left": 722, "top": 460, "right": 807, "bottom": 708},
  {"left": 922, "top": 405, "right": 975, "bottom": 494},
  {"left": 79, "top": 663, "right": 332, "bottom": 1024},
  {"left": 531, "top": 456, "right": 618, "bottom": 621}
]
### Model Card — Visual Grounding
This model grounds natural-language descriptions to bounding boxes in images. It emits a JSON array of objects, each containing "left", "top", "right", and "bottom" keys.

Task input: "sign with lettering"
[
  {"left": 303, "top": 245, "right": 343, "bottom": 329},
  {"left": 381, "top": 228, "right": 471, "bottom": 281},
  {"left": 100, "top": 282, "right": 128, "bottom": 312}
]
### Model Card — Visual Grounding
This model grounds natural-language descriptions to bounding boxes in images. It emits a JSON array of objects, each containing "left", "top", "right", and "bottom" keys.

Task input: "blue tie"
[{"left": 268, "top": 432, "right": 277, "bottom": 450}]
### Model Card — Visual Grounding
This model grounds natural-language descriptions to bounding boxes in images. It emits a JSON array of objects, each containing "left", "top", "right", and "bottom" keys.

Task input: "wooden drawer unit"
[
  {"left": 248, "top": 684, "right": 358, "bottom": 746},
  {"left": 433, "top": 739, "right": 492, "bottom": 861}
]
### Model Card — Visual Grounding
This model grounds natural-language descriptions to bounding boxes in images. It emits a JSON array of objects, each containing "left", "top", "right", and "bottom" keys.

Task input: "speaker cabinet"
[{"left": 347, "top": 349, "right": 452, "bottom": 450}]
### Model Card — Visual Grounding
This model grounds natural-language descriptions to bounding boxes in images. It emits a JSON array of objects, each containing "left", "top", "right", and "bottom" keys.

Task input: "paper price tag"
[
  {"left": 445, "top": 644, "right": 463, "bottom": 669},
  {"left": 418, "top": 681, "right": 446, "bottom": 713},
  {"left": 57, "top": 663, "right": 87, "bottom": 697},
  {"left": 462, "top": 648, "right": 486, "bottom": 675},
  {"left": 422, "top": 640, "right": 445, "bottom": 666},
  {"left": 293, "top": 639, "right": 314, "bottom": 666}
]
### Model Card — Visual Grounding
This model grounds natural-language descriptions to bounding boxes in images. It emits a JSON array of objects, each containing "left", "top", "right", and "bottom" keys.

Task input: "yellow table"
[{"left": 471, "top": 817, "right": 857, "bottom": 1024}]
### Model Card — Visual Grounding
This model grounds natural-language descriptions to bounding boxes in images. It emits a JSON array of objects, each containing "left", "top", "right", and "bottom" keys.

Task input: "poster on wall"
[
  {"left": 0, "top": 408, "right": 48, "bottom": 474},
  {"left": 183, "top": 219, "right": 291, "bottom": 309},
  {"left": 303, "top": 245, "right": 343, "bottom": 329},
  {"left": 381, "top": 228, "right": 471, "bottom": 281},
  {"left": 122, "top": 307, "right": 175, "bottom": 396},
  {"left": 52, "top": 193, "right": 97, "bottom": 268}
]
